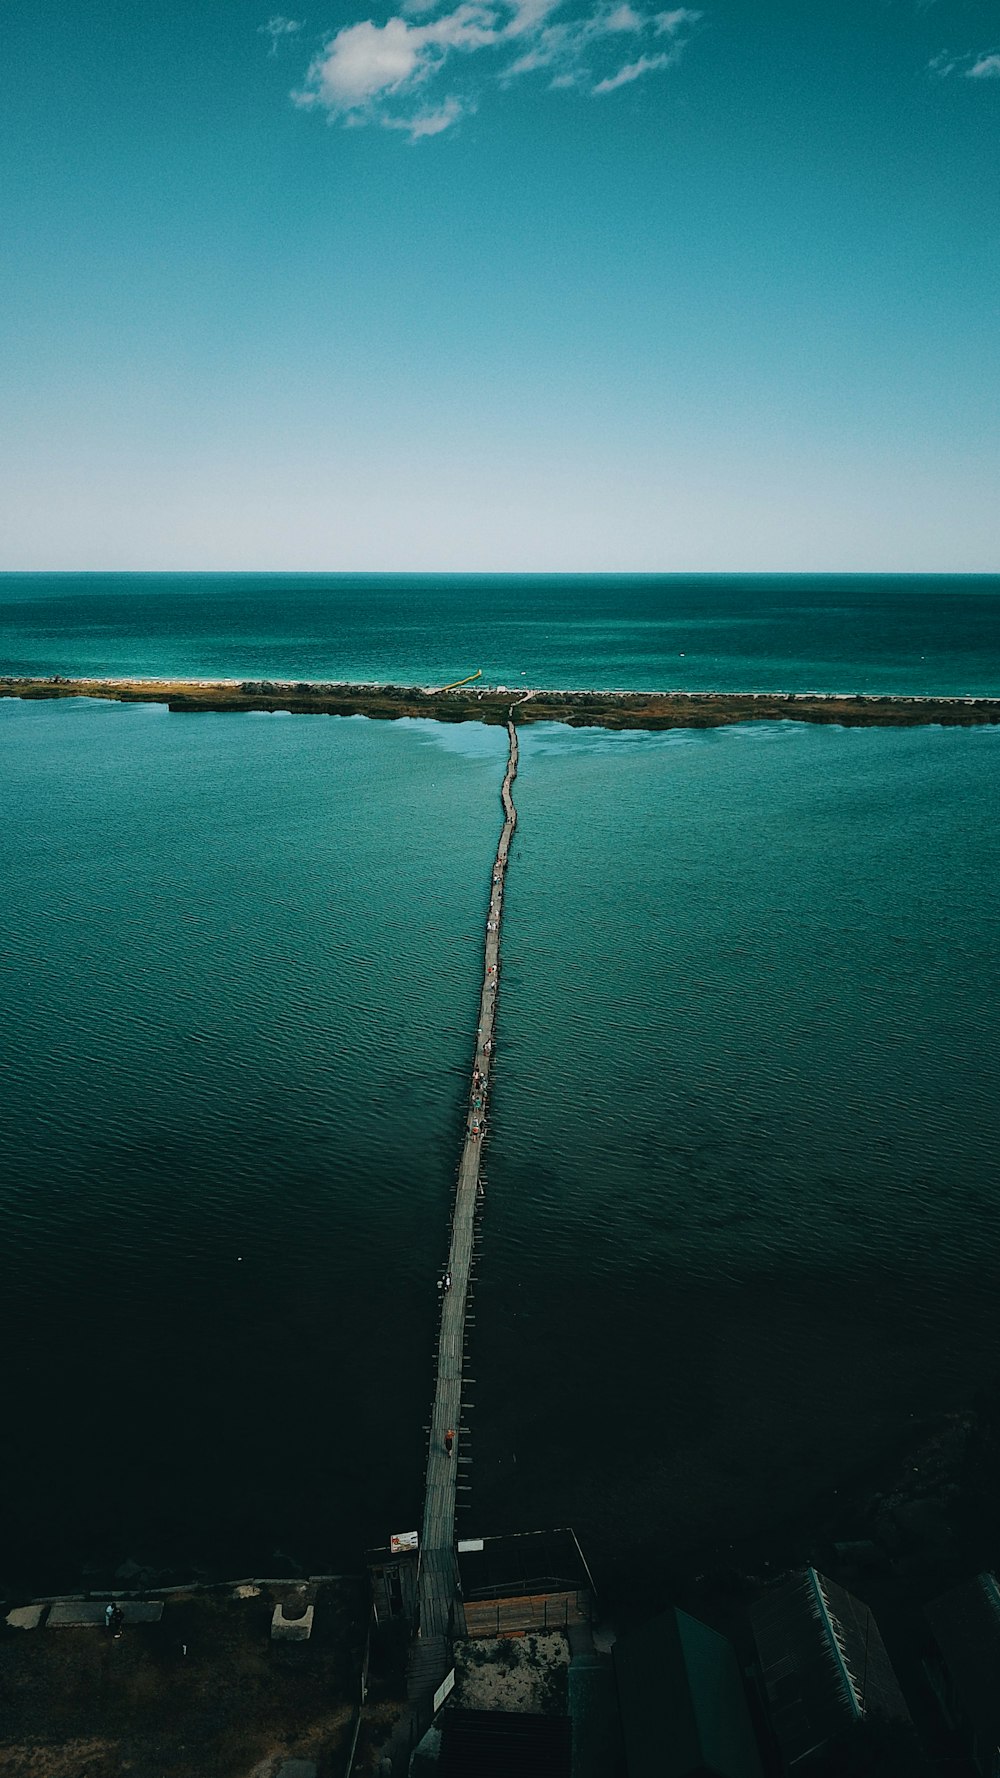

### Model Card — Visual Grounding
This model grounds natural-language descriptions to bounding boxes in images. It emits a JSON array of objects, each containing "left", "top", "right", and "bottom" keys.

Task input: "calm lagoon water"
[
  {"left": 0, "top": 698, "right": 507, "bottom": 1584},
  {"left": 2, "top": 576, "right": 999, "bottom": 1593},
  {"left": 473, "top": 722, "right": 1000, "bottom": 1579}
]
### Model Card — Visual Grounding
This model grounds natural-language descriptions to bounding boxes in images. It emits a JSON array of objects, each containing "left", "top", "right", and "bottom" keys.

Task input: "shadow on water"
[{"left": 473, "top": 1245, "right": 1000, "bottom": 1606}]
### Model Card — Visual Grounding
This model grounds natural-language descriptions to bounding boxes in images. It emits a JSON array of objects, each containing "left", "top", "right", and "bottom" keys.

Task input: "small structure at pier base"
[
  {"left": 363, "top": 1526, "right": 593, "bottom": 1773},
  {"left": 456, "top": 1527, "right": 594, "bottom": 1638},
  {"left": 367, "top": 1544, "right": 420, "bottom": 1628}
]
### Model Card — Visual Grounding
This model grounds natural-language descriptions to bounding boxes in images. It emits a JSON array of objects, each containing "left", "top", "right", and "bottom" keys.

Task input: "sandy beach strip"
[{"left": 2, "top": 674, "right": 999, "bottom": 729}]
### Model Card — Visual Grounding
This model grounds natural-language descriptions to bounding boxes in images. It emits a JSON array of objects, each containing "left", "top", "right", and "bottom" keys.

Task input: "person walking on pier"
[{"left": 444, "top": 1428, "right": 454, "bottom": 1457}]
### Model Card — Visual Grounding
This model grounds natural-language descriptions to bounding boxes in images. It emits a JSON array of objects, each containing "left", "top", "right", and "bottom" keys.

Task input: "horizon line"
[{"left": 2, "top": 568, "right": 998, "bottom": 581}]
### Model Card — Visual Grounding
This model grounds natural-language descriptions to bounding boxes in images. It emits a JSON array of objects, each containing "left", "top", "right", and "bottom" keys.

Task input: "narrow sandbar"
[{"left": 2, "top": 675, "right": 999, "bottom": 729}]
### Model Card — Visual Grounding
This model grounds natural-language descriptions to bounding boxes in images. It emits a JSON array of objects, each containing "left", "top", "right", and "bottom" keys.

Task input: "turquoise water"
[
  {"left": 2, "top": 578, "right": 1000, "bottom": 1594},
  {"left": 473, "top": 723, "right": 1000, "bottom": 1575},
  {"left": 2, "top": 571, "right": 1000, "bottom": 693},
  {"left": 0, "top": 698, "right": 507, "bottom": 1583}
]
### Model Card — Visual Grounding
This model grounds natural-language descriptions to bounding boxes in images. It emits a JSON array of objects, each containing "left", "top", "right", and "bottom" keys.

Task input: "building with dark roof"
[
  {"left": 749, "top": 1567, "right": 911, "bottom": 1770},
  {"left": 925, "top": 1571, "right": 1000, "bottom": 1777},
  {"left": 438, "top": 1708, "right": 572, "bottom": 1777},
  {"left": 613, "top": 1606, "right": 763, "bottom": 1778}
]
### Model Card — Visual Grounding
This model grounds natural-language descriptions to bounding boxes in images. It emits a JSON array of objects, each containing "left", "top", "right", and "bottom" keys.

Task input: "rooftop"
[
  {"left": 750, "top": 1567, "right": 910, "bottom": 1769},
  {"left": 926, "top": 1571, "right": 1000, "bottom": 1753}
]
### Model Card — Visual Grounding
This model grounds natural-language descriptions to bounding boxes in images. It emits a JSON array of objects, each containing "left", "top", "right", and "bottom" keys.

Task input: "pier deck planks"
[{"left": 415, "top": 717, "right": 519, "bottom": 1649}]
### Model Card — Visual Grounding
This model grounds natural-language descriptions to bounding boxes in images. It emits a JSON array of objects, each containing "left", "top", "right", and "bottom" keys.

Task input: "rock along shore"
[{"left": 3, "top": 675, "right": 1000, "bottom": 729}]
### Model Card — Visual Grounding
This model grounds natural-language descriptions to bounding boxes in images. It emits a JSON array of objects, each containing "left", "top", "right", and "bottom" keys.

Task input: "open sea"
[{"left": 2, "top": 573, "right": 999, "bottom": 1598}]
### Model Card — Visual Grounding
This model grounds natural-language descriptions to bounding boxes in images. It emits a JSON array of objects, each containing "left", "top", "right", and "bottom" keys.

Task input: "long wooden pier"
[{"left": 412, "top": 714, "right": 519, "bottom": 1674}]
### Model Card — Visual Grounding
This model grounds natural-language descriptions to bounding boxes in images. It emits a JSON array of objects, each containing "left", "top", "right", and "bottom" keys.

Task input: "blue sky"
[{"left": 1, "top": 0, "right": 998, "bottom": 569}]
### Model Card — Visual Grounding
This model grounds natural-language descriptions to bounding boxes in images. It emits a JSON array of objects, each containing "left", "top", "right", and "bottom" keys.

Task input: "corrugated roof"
[
  {"left": 439, "top": 1708, "right": 572, "bottom": 1777},
  {"left": 749, "top": 1568, "right": 910, "bottom": 1770}
]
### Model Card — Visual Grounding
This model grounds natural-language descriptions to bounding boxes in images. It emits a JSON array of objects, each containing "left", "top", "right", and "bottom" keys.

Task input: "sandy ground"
[
  {"left": 450, "top": 1631, "right": 569, "bottom": 1715},
  {"left": 0, "top": 1582, "right": 364, "bottom": 1778}
]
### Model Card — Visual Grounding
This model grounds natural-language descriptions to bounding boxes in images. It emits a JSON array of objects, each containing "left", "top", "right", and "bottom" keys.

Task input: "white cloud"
[
  {"left": 383, "top": 93, "right": 469, "bottom": 133},
  {"left": 653, "top": 7, "right": 700, "bottom": 33},
  {"left": 600, "top": 5, "right": 646, "bottom": 33},
  {"left": 410, "top": 96, "right": 468, "bottom": 130},
  {"left": 294, "top": 4, "right": 498, "bottom": 111},
  {"left": 504, "top": 0, "right": 564, "bottom": 36},
  {"left": 292, "top": 0, "right": 702, "bottom": 132},
  {"left": 927, "top": 46, "right": 1000, "bottom": 81},
  {"left": 592, "top": 49, "right": 673, "bottom": 91},
  {"left": 506, "top": 41, "right": 558, "bottom": 74},
  {"left": 296, "top": 19, "right": 426, "bottom": 105},
  {"left": 259, "top": 15, "right": 305, "bottom": 55},
  {"left": 501, "top": 0, "right": 697, "bottom": 82}
]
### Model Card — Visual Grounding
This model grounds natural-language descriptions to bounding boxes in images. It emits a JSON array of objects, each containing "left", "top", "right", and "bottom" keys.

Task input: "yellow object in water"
[{"left": 438, "top": 669, "right": 483, "bottom": 691}]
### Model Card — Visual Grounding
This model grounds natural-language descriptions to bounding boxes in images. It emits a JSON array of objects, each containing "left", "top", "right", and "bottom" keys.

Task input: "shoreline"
[{"left": 3, "top": 674, "right": 1000, "bottom": 728}]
